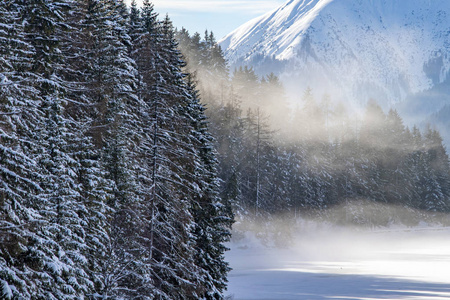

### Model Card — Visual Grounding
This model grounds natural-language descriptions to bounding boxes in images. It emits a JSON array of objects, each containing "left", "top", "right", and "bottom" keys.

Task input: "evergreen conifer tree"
[
  {"left": 0, "top": 1, "right": 49, "bottom": 297},
  {"left": 184, "top": 78, "right": 233, "bottom": 299}
]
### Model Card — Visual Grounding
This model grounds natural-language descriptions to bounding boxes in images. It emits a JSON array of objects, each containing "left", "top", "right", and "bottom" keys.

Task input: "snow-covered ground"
[{"left": 225, "top": 225, "right": 450, "bottom": 299}]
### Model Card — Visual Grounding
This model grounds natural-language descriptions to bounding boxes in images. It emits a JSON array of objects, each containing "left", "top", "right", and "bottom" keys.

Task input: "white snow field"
[{"left": 225, "top": 225, "right": 450, "bottom": 300}]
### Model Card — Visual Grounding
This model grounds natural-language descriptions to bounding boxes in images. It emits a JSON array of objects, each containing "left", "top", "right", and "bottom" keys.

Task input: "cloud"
[
  {"left": 124, "top": 0, "right": 286, "bottom": 38},
  {"left": 141, "top": 0, "right": 284, "bottom": 14}
]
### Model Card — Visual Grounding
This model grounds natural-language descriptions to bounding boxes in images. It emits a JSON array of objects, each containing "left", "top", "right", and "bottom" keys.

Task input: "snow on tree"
[
  {"left": 183, "top": 77, "right": 233, "bottom": 299},
  {"left": 0, "top": 1, "right": 47, "bottom": 298}
]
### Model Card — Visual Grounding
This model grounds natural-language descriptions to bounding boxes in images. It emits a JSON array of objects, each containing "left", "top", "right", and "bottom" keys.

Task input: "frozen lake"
[{"left": 225, "top": 226, "right": 450, "bottom": 300}]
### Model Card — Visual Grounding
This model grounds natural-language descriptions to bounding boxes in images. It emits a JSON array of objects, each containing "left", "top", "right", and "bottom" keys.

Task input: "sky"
[{"left": 126, "top": 0, "right": 286, "bottom": 40}]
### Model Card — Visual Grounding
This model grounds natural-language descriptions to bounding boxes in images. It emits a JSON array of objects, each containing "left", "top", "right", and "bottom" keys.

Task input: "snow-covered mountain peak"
[
  {"left": 220, "top": 0, "right": 450, "bottom": 108},
  {"left": 221, "top": 0, "right": 333, "bottom": 61}
]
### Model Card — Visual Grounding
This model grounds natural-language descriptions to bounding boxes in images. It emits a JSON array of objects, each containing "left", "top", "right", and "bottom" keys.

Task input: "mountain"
[{"left": 219, "top": 0, "right": 450, "bottom": 110}]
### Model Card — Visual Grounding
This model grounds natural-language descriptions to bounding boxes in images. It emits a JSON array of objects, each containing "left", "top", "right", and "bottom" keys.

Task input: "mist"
[
  {"left": 226, "top": 216, "right": 450, "bottom": 299},
  {"left": 175, "top": 28, "right": 450, "bottom": 224}
]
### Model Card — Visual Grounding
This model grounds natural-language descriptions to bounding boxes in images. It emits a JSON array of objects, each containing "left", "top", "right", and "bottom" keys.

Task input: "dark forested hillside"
[
  {"left": 175, "top": 29, "right": 450, "bottom": 228},
  {"left": 0, "top": 1, "right": 232, "bottom": 299}
]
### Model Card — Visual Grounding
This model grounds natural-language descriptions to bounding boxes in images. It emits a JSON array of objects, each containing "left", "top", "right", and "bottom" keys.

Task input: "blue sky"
[{"left": 126, "top": 0, "right": 285, "bottom": 39}]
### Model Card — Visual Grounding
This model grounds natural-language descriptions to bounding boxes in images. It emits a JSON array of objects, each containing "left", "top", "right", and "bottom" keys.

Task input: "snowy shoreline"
[{"left": 226, "top": 225, "right": 450, "bottom": 299}]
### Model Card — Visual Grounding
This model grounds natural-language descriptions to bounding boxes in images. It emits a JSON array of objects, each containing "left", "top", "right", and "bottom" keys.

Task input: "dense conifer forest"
[{"left": 0, "top": 1, "right": 232, "bottom": 298}]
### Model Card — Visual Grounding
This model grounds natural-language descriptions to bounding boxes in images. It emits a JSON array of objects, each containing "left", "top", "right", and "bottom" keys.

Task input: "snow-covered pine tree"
[
  {"left": 424, "top": 127, "right": 450, "bottom": 210},
  {"left": 212, "top": 94, "right": 247, "bottom": 217},
  {"left": 20, "top": 0, "right": 94, "bottom": 297},
  {"left": 175, "top": 28, "right": 248, "bottom": 219},
  {"left": 128, "top": 1, "right": 168, "bottom": 298},
  {"left": 132, "top": 10, "right": 200, "bottom": 298},
  {"left": 55, "top": 1, "right": 121, "bottom": 297},
  {"left": 420, "top": 127, "right": 449, "bottom": 212},
  {"left": 261, "top": 145, "right": 288, "bottom": 215},
  {"left": 404, "top": 126, "right": 426, "bottom": 210},
  {"left": 417, "top": 151, "right": 446, "bottom": 212},
  {"left": 75, "top": 0, "right": 148, "bottom": 297},
  {"left": 0, "top": 1, "right": 51, "bottom": 298},
  {"left": 183, "top": 77, "right": 233, "bottom": 299},
  {"left": 383, "top": 109, "right": 408, "bottom": 205},
  {"left": 359, "top": 100, "right": 388, "bottom": 204},
  {"left": 258, "top": 73, "right": 290, "bottom": 136},
  {"left": 231, "top": 66, "right": 260, "bottom": 109}
]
